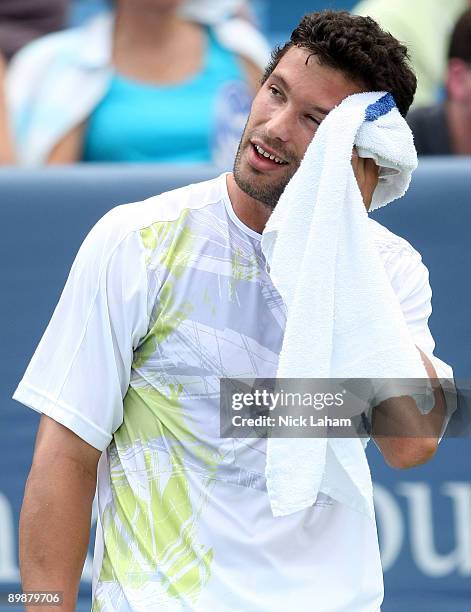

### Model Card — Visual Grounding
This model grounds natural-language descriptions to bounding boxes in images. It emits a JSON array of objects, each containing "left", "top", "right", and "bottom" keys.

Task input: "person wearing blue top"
[
  {"left": 83, "top": 26, "right": 252, "bottom": 164},
  {"left": 5, "top": 0, "right": 270, "bottom": 165}
]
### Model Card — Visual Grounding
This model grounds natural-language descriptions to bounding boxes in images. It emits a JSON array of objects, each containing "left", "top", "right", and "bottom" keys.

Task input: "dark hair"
[
  {"left": 448, "top": 8, "right": 471, "bottom": 63},
  {"left": 261, "top": 11, "right": 417, "bottom": 117}
]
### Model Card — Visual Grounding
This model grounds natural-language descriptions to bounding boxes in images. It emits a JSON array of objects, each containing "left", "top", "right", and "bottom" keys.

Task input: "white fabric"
[
  {"left": 12, "top": 174, "right": 453, "bottom": 611},
  {"left": 13, "top": 175, "right": 393, "bottom": 611},
  {"left": 181, "top": 0, "right": 247, "bottom": 24},
  {"left": 12, "top": 175, "right": 452, "bottom": 456},
  {"left": 261, "top": 92, "right": 451, "bottom": 519},
  {"left": 6, "top": 11, "right": 271, "bottom": 165}
]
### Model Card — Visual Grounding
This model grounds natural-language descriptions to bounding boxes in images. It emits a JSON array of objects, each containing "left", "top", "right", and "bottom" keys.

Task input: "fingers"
[{"left": 351, "top": 153, "right": 380, "bottom": 211}]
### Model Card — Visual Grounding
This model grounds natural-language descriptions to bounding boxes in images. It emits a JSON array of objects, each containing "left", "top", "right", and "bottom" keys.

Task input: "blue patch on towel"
[{"left": 364, "top": 93, "right": 396, "bottom": 122}]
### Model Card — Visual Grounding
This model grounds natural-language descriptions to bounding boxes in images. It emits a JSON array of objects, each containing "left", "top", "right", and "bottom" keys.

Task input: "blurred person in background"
[
  {"left": 0, "top": 0, "right": 68, "bottom": 61},
  {"left": 0, "top": 52, "right": 14, "bottom": 163},
  {"left": 407, "top": 9, "right": 471, "bottom": 156},
  {"left": 353, "top": 0, "right": 469, "bottom": 107},
  {"left": 70, "top": 0, "right": 110, "bottom": 26},
  {"left": 3, "top": 0, "right": 269, "bottom": 166},
  {"left": 0, "top": 0, "right": 69, "bottom": 165},
  {"left": 70, "top": 0, "right": 257, "bottom": 27}
]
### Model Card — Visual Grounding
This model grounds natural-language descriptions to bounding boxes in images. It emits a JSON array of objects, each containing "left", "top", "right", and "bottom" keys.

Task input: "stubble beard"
[{"left": 232, "top": 127, "right": 298, "bottom": 210}]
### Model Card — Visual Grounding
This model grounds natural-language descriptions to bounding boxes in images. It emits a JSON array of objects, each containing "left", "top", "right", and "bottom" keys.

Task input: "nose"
[{"left": 265, "top": 106, "right": 296, "bottom": 144}]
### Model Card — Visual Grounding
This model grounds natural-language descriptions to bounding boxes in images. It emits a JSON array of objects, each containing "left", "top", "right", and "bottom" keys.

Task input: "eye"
[
  {"left": 269, "top": 85, "right": 281, "bottom": 96},
  {"left": 306, "top": 115, "right": 321, "bottom": 126}
]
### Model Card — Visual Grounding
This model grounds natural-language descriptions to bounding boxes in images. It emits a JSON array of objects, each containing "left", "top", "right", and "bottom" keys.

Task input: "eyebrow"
[{"left": 271, "top": 74, "right": 332, "bottom": 116}]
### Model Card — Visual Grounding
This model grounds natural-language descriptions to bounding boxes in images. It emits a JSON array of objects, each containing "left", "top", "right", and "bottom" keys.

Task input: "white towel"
[{"left": 261, "top": 91, "right": 434, "bottom": 519}]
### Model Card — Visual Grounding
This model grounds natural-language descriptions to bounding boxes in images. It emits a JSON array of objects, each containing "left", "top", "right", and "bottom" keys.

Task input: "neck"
[
  {"left": 226, "top": 174, "right": 272, "bottom": 234},
  {"left": 446, "top": 99, "right": 471, "bottom": 155},
  {"left": 114, "top": 2, "right": 183, "bottom": 51}
]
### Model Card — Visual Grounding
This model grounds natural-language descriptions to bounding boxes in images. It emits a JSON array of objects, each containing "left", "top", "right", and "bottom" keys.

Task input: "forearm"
[
  {"left": 19, "top": 458, "right": 96, "bottom": 611},
  {"left": 372, "top": 347, "right": 447, "bottom": 468}
]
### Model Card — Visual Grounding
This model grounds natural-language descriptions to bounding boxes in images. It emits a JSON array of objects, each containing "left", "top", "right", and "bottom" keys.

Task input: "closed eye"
[{"left": 306, "top": 115, "right": 321, "bottom": 126}]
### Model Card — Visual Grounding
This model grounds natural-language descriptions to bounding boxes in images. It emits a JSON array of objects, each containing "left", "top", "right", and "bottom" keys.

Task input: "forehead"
[{"left": 271, "top": 46, "right": 365, "bottom": 111}]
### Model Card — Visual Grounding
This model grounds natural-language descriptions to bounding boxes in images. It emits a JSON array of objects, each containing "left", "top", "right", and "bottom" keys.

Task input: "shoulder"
[
  {"left": 6, "top": 25, "right": 91, "bottom": 160},
  {"left": 8, "top": 26, "right": 83, "bottom": 76},
  {"left": 368, "top": 217, "right": 428, "bottom": 278},
  {"left": 407, "top": 103, "right": 446, "bottom": 130},
  {"left": 368, "top": 218, "right": 420, "bottom": 258},
  {"left": 406, "top": 103, "right": 450, "bottom": 156},
  {"left": 7, "top": 13, "right": 111, "bottom": 83},
  {"left": 76, "top": 176, "right": 227, "bottom": 276},
  {"left": 92, "top": 175, "right": 227, "bottom": 244},
  {"left": 7, "top": 25, "right": 85, "bottom": 113},
  {"left": 368, "top": 218, "right": 432, "bottom": 307},
  {"left": 211, "top": 18, "right": 271, "bottom": 71}
]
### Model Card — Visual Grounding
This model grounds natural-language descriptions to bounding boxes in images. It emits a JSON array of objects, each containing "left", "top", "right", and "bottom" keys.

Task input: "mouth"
[
  {"left": 247, "top": 140, "right": 290, "bottom": 172},
  {"left": 251, "top": 141, "right": 289, "bottom": 165}
]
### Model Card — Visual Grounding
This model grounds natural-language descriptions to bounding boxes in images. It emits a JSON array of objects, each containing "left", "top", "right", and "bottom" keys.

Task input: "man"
[
  {"left": 407, "top": 8, "right": 471, "bottom": 155},
  {"left": 13, "top": 11, "right": 452, "bottom": 612}
]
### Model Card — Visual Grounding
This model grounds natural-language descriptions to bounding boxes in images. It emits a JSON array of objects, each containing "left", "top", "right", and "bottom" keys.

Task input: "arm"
[
  {"left": 46, "top": 122, "right": 85, "bottom": 164},
  {"left": 5, "top": 30, "right": 87, "bottom": 166},
  {"left": 12, "top": 210, "right": 150, "bottom": 606},
  {"left": 370, "top": 347, "right": 447, "bottom": 469},
  {"left": 352, "top": 154, "right": 452, "bottom": 468},
  {"left": 0, "top": 50, "right": 15, "bottom": 163},
  {"left": 20, "top": 414, "right": 101, "bottom": 612}
]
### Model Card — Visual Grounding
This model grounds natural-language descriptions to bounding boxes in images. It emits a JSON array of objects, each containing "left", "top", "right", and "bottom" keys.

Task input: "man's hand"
[{"left": 351, "top": 149, "right": 380, "bottom": 211}]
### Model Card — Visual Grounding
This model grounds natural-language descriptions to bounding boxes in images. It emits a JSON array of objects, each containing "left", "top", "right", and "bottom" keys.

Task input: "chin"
[{"left": 234, "top": 169, "right": 284, "bottom": 211}]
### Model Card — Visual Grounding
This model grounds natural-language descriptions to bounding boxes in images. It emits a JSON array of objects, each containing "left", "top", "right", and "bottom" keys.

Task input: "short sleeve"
[
  {"left": 385, "top": 246, "right": 456, "bottom": 437},
  {"left": 12, "top": 207, "right": 150, "bottom": 451}
]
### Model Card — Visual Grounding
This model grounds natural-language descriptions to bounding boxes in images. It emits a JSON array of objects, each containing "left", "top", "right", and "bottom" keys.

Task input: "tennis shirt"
[{"left": 13, "top": 173, "right": 452, "bottom": 611}]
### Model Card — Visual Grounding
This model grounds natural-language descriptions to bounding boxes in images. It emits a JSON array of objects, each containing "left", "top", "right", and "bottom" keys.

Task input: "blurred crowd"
[
  {"left": 0, "top": 0, "right": 470, "bottom": 166},
  {"left": 0, "top": 0, "right": 270, "bottom": 166},
  {"left": 353, "top": 0, "right": 471, "bottom": 155}
]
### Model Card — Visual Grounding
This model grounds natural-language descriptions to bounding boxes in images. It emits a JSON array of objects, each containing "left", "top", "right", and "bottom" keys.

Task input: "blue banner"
[{"left": 1, "top": 161, "right": 470, "bottom": 610}]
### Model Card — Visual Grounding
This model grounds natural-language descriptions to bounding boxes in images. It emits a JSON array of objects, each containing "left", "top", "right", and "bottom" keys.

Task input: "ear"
[{"left": 446, "top": 58, "right": 469, "bottom": 101}]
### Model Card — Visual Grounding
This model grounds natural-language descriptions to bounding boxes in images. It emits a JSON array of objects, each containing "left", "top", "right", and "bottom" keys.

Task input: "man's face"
[{"left": 233, "top": 47, "right": 366, "bottom": 209}]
